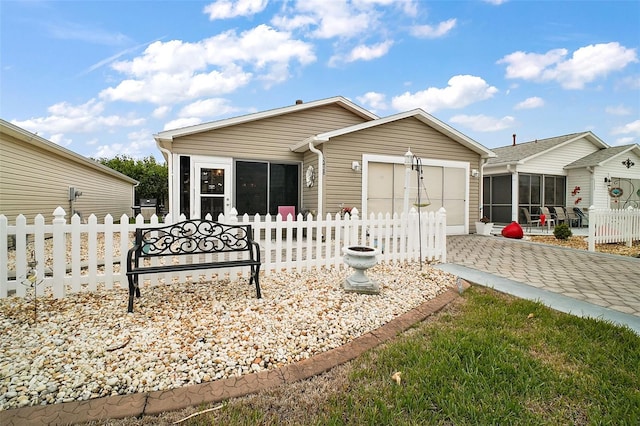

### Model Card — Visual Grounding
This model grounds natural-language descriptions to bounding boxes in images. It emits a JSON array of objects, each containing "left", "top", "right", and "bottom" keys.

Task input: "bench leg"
[
  {"left": 127, "top": 275, "right": 140, "bottom": 313},
  {"left": 252, "top": 265, "right": 262, "bottom": 299}
]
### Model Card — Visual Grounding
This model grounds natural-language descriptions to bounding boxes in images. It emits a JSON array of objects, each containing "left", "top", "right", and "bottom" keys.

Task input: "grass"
[{"left": 179, "top": 286, "right": 640, "bottom": 426}]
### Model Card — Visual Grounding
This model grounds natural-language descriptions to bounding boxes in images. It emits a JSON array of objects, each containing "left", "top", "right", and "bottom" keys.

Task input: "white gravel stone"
[{"left": 0, "top": 262, "right": 455, "bottom": 410}]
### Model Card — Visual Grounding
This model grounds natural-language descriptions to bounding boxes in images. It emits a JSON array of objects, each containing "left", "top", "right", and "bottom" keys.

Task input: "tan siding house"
[
  {"left": 155, "top": 96, "right": 495, "bottom": 234},
  {"left": 1, "top": 119, "right": 138, "bottom": 222}
]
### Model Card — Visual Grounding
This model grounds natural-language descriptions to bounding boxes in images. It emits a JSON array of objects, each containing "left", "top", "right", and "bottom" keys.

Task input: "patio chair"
[
  {"left": 540, "top": 207, "right": 556, "bottom": 229},
  {"left": 566, "top": 207, "right": 581, "bottom": 227},
  {"left": 553, "top": 206, "right": 567, "bottom": 225},
  {"left": 573, "top": 207, "right": 588, "bottom": 227},
  {"left": 520, "top": 207, "right": 541, "bottom": 231}
]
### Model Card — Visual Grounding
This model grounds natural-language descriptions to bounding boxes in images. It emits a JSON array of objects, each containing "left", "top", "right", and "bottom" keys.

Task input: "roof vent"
[
  {"left": 512, "top": 134, "right": 516, "bottom": 146},
  {"left": 295, "top": 99, "right": 303, "bottom": 105}
]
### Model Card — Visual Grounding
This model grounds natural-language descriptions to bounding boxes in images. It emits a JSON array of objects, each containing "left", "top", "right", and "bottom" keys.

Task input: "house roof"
[
  {"left": 0, "top": 119, "right": 139, "bottom": 185},
  {"left": 154, "top": 96, "right": 379, "bottom": 142},
  {"left": 486, "top": 131, "right": 609, "bottom": 167},
  {"left": 564, "top": 144, "right": 640, "bottom": 169},
  {"left": 290, "top": 108, "right": 496, "bottom": 158}
]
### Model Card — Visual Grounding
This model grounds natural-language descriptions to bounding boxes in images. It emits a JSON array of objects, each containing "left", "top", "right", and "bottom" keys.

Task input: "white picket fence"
[
  {"left": 588, "top": 207, "right": 640, "bottom": 251},
  {"left": 0, "top": 206, "right": 447, "bottom": 300}
]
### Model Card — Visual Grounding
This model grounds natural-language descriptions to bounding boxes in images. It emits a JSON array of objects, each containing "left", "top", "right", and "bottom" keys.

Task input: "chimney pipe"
[{"left": 512, "top": 134, "right": 516, "bottom": 146}]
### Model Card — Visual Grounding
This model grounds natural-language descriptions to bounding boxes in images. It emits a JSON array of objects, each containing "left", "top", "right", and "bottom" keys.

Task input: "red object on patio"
[
  {"left": 539, "top": 214, "right": 546, "bottom": 227},
  {"left": 502, "top": 221, "right": 524, "bottom": 239}
]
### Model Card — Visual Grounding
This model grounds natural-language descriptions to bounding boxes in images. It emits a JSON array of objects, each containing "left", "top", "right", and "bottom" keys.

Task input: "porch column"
[{"left": 511, "top": 171, "right": 519, "bottom": 222}]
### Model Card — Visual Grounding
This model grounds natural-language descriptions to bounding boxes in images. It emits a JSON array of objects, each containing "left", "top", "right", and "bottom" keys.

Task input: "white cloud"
[
  {"left": 272, "top": 0, "right": 378, "bottom": 39},
  {"left": 483, "top": 0, "right": 508, "bottom": 5},
  {"left": 101, "top": 25, "right": 315, "bottom": 104},
  {"left": 11, "top": 99, "right": 144, "bottom": 136},
  {"left": 331, "top": 40, "right": 393, "bottom": 65},
  {"left": 514, "top": 96, "right": 544, "bottom": 110},
  {"left": 48, "top": 133, "right": 73, "bottom": 147},
  {"left": 203, "top": 0, "right": 268, "bottom": 20},
  {"left": 153, "top": 106, "right": 172, "bottom": 119},
  {"left": 91, "top": 128, "right": 157, "bottom": 159},
  {"left": 498, "top": 42, "right": 638, "bottom": 89},
  {"left": 498, "top": 49, "right": 568, "bottom": 80},
  {"left": 449, "top": 114, "right": 516, "bottom": 132},
  {"left": 357, "top": 92, "right": 387, "bottom": 111},
  {"left": 178, "top": 98, "right": 240, "bottom": 118},
  {"left": 164, "top": 117, "right": 203, "bottom": 131},
  {"left": 605, "top": 105, "right": 632, "bottom": 116},
  {"left": 613, "top": 136, "right": 635, "bottom": 145},
  {"left": 391, "top": 75, "right": 498, "bottom": 112},
  {"left": 618, "top": 75, "right": 640, "bottom": 90},
  {"left": 612, "top": 119, "right": 640, "bottom": 136},
  {"left": 410, "top": 18, "right": 457, "bottom": 39}
]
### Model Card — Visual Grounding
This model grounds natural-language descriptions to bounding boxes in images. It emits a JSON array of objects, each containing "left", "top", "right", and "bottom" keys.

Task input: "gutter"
[{"left": 308, "top": 142, "right": 324, "bottom": 218}]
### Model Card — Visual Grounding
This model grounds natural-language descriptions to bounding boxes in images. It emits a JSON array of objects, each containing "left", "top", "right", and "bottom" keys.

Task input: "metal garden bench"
[{"left": 126, "top": 219, "right": 261, "bottom": 312}]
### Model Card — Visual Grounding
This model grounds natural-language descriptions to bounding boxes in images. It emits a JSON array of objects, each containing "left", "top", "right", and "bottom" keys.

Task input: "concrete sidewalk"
[{"left": 436, "top": 235, "right": 640, "bottom": 334}]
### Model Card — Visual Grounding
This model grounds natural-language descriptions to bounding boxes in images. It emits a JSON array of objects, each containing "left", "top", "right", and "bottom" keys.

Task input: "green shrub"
[{"left": 553, "top": 223, "right": 572, "bottom": 240}]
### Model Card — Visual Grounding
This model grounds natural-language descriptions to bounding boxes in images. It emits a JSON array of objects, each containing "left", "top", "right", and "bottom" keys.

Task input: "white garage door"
[{"left": 364, "top": 155, "right": 469, "bottom": 234}]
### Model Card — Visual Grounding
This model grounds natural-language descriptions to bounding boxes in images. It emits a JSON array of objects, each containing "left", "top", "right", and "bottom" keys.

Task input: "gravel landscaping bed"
[{"left": 0, "top": 262, "right": 455, "bottom": 411}]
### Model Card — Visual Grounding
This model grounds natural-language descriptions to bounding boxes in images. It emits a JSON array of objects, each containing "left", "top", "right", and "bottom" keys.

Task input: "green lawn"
[{"left": 188, "top": 286, "right": 640, "bottom": 425}]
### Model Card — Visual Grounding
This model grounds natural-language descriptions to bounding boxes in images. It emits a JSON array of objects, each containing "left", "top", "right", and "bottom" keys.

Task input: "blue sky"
[{"left": 1, "top": 0, "right": 639, "bottom": 161}]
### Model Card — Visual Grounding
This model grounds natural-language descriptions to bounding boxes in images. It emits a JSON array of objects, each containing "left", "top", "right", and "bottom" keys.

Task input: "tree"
[{"left": 96, "top": 155, "right": 168, "bottom": 208}]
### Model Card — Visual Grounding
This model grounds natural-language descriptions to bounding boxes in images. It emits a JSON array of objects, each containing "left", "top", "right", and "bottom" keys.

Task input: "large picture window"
[{"left": 235, "top": 161, "right": 299, "bottom": 215}]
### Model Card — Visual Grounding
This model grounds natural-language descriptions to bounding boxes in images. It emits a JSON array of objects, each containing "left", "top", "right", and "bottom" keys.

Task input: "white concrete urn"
[{"left": 342, "top": 246, "right": 380, "bottom": 294}]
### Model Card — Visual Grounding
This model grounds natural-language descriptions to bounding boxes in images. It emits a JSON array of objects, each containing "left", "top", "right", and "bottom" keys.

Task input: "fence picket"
[
  {"left": 588, "top": 207, "right": 640, "bottom": 251},
  {"left": 2, "top": 205, "right": 448, "bottom": 300}
]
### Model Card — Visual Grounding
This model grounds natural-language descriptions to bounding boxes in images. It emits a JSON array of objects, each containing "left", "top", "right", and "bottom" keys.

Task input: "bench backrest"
[{"left": 134, "top": 220, "right": 255, "bottom": 258}]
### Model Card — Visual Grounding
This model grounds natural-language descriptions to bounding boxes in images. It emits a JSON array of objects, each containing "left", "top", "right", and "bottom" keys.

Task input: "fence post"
[
  {"left": 52, "top": 207, "right": 67, "bottom": 299},
  {"left": 437, "top": 207, "right": 447, "bottom": 263},
  {"left": 350, "top": 208, "right": 360, "bottom": 245},
  {"left": 587, "top": 205, "right": 596, "bottom": 252}
]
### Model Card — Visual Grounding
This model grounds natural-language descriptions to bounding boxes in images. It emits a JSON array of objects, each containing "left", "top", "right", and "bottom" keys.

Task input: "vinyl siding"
[
  {"left": 1, "top": 133, "right": 135, "bottom": 222},
  {"left": 322, "top": 117, "right": 481, "bottom": 221},
  {"left": 518, "top": 137, "right": 601, "bottom": 175},
  {"left": 171, "top": 104, "right": 369, "bottom": 162},
  {"left": 566, "top": 169, "right": 593, "bottom": 210}
]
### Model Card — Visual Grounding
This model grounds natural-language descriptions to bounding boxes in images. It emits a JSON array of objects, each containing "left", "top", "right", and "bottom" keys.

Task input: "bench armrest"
[
  {"left": 126, "top": 243, "right": 141, "bottom": 272},
  {"left": 249, "top": 239, "right": 261, "bottom": 263}
]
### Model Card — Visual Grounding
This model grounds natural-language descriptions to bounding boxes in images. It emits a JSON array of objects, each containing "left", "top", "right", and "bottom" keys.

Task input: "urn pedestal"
[{"left": 342, "top": 246, "right": 380, "bottom": 294}]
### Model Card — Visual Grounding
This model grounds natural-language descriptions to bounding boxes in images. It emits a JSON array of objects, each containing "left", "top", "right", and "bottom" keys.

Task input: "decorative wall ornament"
[
  {"left": 305, "top": 165, "right": 315, "bottom": 187},
  {"left": 622, "top": 158, "right": 635, "bottom": 169},
  {"left": 609, "top": 187, "right": 623, "bottom": 198}
]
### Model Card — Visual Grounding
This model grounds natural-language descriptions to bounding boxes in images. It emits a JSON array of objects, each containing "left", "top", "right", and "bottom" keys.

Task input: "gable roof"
[
  {"left": 154, "top": 96, "right": 379, "bottom": 142},
  {"left": 0, "top": 119, "right": 138, "bottom": 185},
  {"left": 486, "top": 131, "right": 609, "bottom": 166},
  {"left": 564, "top": 144, "right": 640, "bottom": 169},
  {"left": 290, "top": 108, "right": 496, "bottom": 158}
]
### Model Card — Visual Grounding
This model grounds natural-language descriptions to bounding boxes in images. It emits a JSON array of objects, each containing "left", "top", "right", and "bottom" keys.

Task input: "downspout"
[
  {"left": 156, "top": 142, "right": 173, "bottom": 220},
  {"left": 308, "top": 142, "right": 324, "bottom": 218},
  {"left": 479, "top": 158, "right": 488, "bottom": 220}
]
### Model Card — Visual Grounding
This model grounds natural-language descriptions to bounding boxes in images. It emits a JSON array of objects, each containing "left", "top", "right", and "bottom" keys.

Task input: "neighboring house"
[
  {"left": 483, "top": 132, "right": 640, "bottom": 224},
  {"left": 154, "top": 96, "right": 495, "bottom": 234},
  {"left": 0, "top": 119, "right": 139, "bottom": 222}
]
